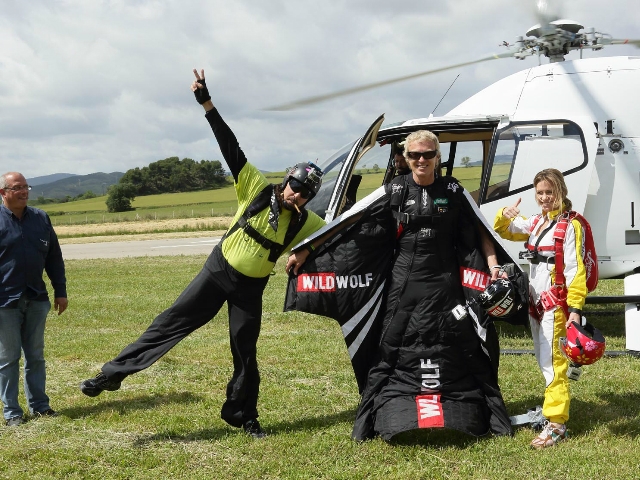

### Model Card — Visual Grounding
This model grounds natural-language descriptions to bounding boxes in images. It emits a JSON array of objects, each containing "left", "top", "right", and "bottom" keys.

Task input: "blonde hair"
[
  {"left": 403, "top": 130, "right": 440, "bottom": 157},
  {"left": 533, "top": 168, "right": 572, "bottom": 211},
  {"left": 403, "top": 130, "right": 441, "bottom": 176}
]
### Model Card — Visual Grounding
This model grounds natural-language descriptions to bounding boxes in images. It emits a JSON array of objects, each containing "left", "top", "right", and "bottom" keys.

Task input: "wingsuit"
[{"left": 285, "top": 174, "right": 529, "bottom": 441}]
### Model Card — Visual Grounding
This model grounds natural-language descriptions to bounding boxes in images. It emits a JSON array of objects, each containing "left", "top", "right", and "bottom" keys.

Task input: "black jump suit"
[
  {"left": 352, "top": 175, "right": 512, "bottom": 440},
  {"left": 100, "top": 108, "right": 324, "bottom": 428}
]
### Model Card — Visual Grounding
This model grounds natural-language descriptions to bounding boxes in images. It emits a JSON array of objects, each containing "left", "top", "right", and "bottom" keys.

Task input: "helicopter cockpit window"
[
  {"left": 353, "top": 142, "right": 391, "bottom": 200},
  {"left": 483, "top": 121, "right": 586, "bottom": 202},
  {"left": 304, "top": 140, "right": 356, "bottom": 219},
  {"left": 440, "top": 141, "right": 485, "bottom": 200}
]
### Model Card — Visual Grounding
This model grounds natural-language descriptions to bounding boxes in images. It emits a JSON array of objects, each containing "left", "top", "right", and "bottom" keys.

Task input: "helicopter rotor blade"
[
  {"left": 264, "top": 51, "right": 515, "bottom": 111},
  {"left": 601, "top": 38, "right": 640, "bottom": 47}
]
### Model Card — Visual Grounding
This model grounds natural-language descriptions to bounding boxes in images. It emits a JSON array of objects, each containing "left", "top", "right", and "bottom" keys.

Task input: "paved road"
[{"left": 61, "top": 236, "right": 223, "bottom": 259}]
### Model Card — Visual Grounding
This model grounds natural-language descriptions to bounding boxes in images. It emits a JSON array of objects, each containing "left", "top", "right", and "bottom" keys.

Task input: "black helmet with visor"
[{"left": 282, "top": 162, "right": 324, "bottom": 199}]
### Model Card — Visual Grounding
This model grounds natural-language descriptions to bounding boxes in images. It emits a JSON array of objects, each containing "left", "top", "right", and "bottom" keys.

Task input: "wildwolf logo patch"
[
  {"left": 416, "top": 394, "right": 444, "bottom": 428},
  {"left": 460, "top": 267, "right": 490, "bottom": 292},
  {"left": 297, "top": 273, "right": 374, "bottom": 292}
]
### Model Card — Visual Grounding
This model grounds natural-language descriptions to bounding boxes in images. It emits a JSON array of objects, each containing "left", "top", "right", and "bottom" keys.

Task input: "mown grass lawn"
[
  {"left": 37, "top": 172, "right": 288, "bottom": 225},
  {"left": 1, "top": 256, "right": 639, "bottom": 479}
]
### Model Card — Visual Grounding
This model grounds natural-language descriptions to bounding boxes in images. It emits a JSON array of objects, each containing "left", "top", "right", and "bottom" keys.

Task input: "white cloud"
[{"left": 0, "top": 0, "right": 638, "bottom": 177}]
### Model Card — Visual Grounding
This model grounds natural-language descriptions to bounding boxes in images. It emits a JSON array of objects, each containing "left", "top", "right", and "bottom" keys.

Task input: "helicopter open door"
[{"left": 306, "top": 114, "right": 385, "bottom": 222}]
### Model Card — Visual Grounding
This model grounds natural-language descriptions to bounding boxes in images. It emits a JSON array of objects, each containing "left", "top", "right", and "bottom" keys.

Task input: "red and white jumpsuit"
[{"left": 494, "top": 206, "right": 588, "bottom": 424}]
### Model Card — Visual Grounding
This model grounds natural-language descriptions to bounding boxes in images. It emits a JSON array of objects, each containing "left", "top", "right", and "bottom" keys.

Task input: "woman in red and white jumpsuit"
[{"left": 493, "top": 168, "right": 588, "bottom": 449}]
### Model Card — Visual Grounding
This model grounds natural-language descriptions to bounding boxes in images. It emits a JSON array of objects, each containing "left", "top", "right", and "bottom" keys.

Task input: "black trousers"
[{"left": 101, "top": 245, "right": 270, "bottom": 428}]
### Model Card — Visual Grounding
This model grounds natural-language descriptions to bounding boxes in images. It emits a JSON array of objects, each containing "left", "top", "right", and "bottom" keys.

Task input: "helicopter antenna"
[{"left": 430, "top": 74, "right": 460, "bottom": 116}]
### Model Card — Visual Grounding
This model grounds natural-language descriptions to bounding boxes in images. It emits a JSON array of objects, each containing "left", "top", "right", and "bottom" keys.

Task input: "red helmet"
[
  {"left": 559, "top": 321, "right": 606, "bottom": 366},
  {"left": 477, "top": 279, "right": 516, "bottom": 318}
]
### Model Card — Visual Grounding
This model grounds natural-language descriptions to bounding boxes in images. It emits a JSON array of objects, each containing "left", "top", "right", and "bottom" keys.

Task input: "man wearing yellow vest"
[{"left": 79, "top": 69, "right": 325, "bottom": 439}]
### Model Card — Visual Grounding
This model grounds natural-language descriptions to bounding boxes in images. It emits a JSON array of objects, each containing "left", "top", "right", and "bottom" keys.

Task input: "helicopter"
[{"left": 270, "top": 2, "right": 640, "bottom": 284}]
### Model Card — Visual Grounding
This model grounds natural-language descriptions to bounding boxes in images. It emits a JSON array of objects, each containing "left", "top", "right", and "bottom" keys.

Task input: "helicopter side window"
[
  {"left": 352, "top": 143, "right": 391, "bottom": 201},
  {"left": 441, "top": 141, "right": 485, "bottom": 200},
  {"left": 305, "top": 140, "right": 356, "bottom": 219},
  {"left": 484, "top": 121, "right": 586, "bottom": 202}
]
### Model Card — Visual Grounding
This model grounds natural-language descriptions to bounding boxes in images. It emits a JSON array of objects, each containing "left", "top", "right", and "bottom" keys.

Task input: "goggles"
[{"left": 288, "top": 178, "right": 312, "bottom": 199}]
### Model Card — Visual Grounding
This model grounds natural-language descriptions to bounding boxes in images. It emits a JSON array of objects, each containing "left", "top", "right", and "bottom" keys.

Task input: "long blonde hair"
[{"left": 533, "top": 168, "right": 572, "bottom": 212}]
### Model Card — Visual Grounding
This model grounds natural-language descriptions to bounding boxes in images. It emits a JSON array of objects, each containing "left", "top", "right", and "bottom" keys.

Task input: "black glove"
[{"left": 193, "top": 78, "right": 211, "bottom": 105}]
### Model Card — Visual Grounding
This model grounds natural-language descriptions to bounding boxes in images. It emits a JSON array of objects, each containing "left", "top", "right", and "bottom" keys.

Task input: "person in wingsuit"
[{"left": 287, "top": 130, "right": 525, "bottom": 441}]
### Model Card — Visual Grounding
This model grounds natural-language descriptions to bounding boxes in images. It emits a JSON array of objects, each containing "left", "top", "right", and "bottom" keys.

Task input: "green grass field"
[
  {"left": 42, "top": 186, "right": 241, "bottom": 226},
  {"left": 35, "top": 166, "right": 499, "bottom": 228},
  {"left": 1, "top": 256, "right": 638, "bottom": 479},
  {"left": 39, "top": 172, "right": 289, "bottom": 226}
]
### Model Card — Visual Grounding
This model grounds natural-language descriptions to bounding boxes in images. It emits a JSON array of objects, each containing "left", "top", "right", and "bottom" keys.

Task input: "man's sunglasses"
[
  {"left": 406, "top": 150, "right": 438, "bottom": 161},
  {"left": 289, "top": 178, "right": 312, "bottom": 199}
]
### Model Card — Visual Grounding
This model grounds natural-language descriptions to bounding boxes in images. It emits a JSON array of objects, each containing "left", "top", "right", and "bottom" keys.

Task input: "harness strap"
[
  {"left": 224, "top": 184, "right": 308, "bottom": 262},
  {"left": 529, "top": 253, "right": 556, "bottom": 265},
  {"left": 553, "top": 215, "right": 570, "bottom": 288},
  {"left": 234, "top": 217, "right": 277, "bottom": 250},
  {"left": 523, "top": 218, "right": 557, "bottom": 252},
  {"left": 390, "top": 175, "right": 453, "bottom": 230},
  {"left": 525, "top": 244, "right": 554, "bottom": 252},
  {"left": 270, "top": 209, "right": 308, "bottom": 262},
  {"left": 224, "top": 185, "right": 274, "bottom": 241},
  {"left": 530, "top": 211, "right": 595, "bottom": 318},
  {"left": 391, "top": 210, "right": 440, "bottom": 226}
]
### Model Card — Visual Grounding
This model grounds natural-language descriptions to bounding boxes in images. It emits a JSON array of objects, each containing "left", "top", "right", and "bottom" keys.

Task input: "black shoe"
[
  {"left": 80, "top": 372, "right": 122, "bottom": 397},
  {"left": 34, "top": 408, "right": 59, "bottom": 418},
  {"left": 243, "top": 419, "right": 267, "bottom": 439},
  {"left": 5, "top": 416, "right": 24, "bottom": 427}
]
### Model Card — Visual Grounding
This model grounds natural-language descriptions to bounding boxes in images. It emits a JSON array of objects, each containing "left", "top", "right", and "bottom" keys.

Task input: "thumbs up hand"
[{"left": 502, "top": 198, "right": 521, "bottom": 219}]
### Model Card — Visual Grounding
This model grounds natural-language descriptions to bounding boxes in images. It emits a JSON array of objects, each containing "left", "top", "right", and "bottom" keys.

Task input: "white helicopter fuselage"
[
  {"left": 446, "top": 55, "right": 640, "bottom": 278},
  {"left": 310, "top": 56, "right": 639, "bottom": 280}
]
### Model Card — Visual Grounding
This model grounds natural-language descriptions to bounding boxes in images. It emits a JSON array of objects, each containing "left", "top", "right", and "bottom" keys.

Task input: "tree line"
[
  {"left": 33, "top": 190, "right": 98, "bottom": 205},
  {"left": 107, "top": 157, "right": 228, "bottom": 212}
]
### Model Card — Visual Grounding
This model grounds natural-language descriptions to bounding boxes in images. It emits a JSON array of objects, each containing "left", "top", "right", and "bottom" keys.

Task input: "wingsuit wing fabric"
[
  {"left": 284, "top": 192, "right": 396, "bottom": 393},
  {"left": 285, "top": 176, "right": 526, "bottom": 441}
]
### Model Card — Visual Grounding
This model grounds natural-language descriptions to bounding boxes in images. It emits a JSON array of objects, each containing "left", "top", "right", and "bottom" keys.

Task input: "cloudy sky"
[{"left": 1, "top": 0, "right": 638, "bottom": 179}]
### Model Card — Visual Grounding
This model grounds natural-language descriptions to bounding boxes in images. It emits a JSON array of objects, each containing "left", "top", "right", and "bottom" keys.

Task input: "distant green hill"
[
  {"left": 30, "top": 172, "right": 124, "bottom": 199},
  {"left": 28, "top": 173, "right": 78, "bottom": 186}
]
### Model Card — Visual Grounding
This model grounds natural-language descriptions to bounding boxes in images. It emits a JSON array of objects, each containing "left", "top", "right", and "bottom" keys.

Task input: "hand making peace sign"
[{"left": 191, "top": 68, "right": 212, "bottom": 108}]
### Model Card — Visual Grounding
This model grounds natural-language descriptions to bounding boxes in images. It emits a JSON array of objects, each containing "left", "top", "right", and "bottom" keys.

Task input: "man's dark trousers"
[{"left": 101, "top": 245, "right": 269, "bottom": 427}]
